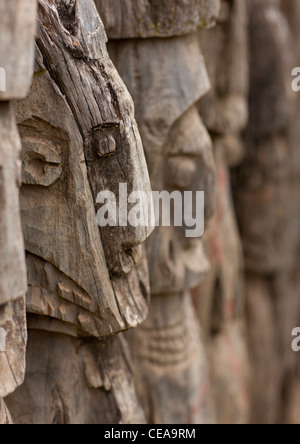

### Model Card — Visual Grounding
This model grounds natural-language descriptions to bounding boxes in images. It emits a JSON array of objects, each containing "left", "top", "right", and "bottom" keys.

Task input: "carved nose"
[
  {"left": 103, "top": 209, "right": 154, "bottom": 275},
  {"left": 95, "top": 127, "right": 155, "bottom": 276}
]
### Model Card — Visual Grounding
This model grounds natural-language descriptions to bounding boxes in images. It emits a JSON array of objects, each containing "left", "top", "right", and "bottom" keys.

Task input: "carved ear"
[
  {"left": 18, "top": 118, "right": 66, "bottom": 187},
  {"left": 21, "top": 139, "right": 63, "bottom": 187}
]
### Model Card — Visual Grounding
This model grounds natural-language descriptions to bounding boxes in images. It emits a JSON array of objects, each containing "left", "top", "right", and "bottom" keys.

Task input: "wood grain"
[{"left": 95, "top": 0, "right": 220, "bottom": 39}]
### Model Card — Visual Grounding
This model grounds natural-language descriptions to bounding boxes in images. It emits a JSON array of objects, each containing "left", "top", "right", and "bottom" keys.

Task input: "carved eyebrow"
[{"left": 90, "top": 122, "right": 121, "bottom": 133}]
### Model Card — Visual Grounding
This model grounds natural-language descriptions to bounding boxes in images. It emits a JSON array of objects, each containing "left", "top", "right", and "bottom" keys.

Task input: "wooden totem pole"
[
  {"left": 0, "top": 0, "right": 37, "bottom": 424},
  {"left": 96, "top": 0, "right": 220, "bottom": 424},
  {"left": 6, "top": 0, "right": 154, "bottom": 424},
  {"left": 250, "top": 0, "right": 300, "bottom": 424},
  {"left": 192, "top": 0, "right": 251, "bottom": 424},
  {"left": 281, "top": 0, "right": 300, "bottom": 424},
  {"left": 233, "top": 0, "right": 295, "bottom": 424}
]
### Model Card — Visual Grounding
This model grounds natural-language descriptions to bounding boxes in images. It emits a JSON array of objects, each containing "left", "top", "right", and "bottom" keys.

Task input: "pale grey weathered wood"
[
  {"left": 104, "top": 2, "right": 218, "bottom": 422},
  {"left": 0, "top": 399, "right": 13, "bottom": 424},
  {"left": 233, "top": 0, "right": 294, "bottom": 425},
  {"left": 0, "top": 298, "right": 27, "bottom": 400},
  {"left": 190, "top": 0, "right": 251, "bottom": 424},
  {"left": 7, "top": 0, "right": 153, "bottom": 424},
  {"left": 0, "top": 0, "right": 37, "bottom": 100},
  {"left": 14, "top": 0, "right": 154, "bottom": 337},
  {"left": 0, "top": 1, "right": 35, "bottom": 419},
  {"left": 126, "top": 293, "right": 216, "bottom": 424},
  {"left": 108, "top": 34, "right": 211, "bottom": 177},
  {"left": 7, "top": 332, "right": 146, "bottom": 424},
  {"left": 95, "top": 0, "right": 220, "bottom": 39},
  {"left": 0, "top": 103, "right": 27, "bottom": 306}
]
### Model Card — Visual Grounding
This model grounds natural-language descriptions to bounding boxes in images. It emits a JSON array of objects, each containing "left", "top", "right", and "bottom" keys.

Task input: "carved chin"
[{"left": 183, "top": 240, "right": 211, "bottom": 290}]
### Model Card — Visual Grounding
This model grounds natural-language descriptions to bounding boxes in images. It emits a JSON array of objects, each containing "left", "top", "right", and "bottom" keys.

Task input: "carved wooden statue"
[
  {"left": 96, "top": 0, "right": 220, "bottom": 424},
  {"left": 233, "top": 0, "right": 294, "bottom": 424},
  {"left": 281, "top": 0, "right": 300, "bottom": 424},
  {"left": 0, "top": 0, "right": 37, "bottom": 424},
  {"left": 192, "top": 0, "right": 251, "bottom": 424},
  {"left": 6, "top": 0, "right": 154, "bottom": 424}
]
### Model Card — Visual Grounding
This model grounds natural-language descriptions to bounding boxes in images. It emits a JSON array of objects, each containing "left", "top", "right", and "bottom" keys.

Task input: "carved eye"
[
  {"left": 21, "top": 138, "right": 63, "bottom": 187},
  {"left": 85, "top": 123, "right": 119, "bottom": 161}
]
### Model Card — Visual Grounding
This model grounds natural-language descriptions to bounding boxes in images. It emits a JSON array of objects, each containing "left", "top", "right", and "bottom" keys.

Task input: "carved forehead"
[
  {"left": 95, "top": 0, "right": 220, "bottom": 39},
  {"left": 108, "top": 33, "right": 210, "bottom": 165}
]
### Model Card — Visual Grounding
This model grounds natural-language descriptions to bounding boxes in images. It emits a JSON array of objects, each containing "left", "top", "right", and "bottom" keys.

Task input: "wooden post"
[{"left": 0, "top": 0, "right": 37, "bottom": 424}]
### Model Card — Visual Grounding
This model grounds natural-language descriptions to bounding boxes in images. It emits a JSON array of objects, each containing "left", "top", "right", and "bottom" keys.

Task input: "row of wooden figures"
[{"left": 1, "top": 0, "right": 300, "bottom": 424}]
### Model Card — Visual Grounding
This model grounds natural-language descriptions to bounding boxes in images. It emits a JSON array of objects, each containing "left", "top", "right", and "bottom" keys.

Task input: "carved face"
[
  {"left": 193, "top": 0, "right": 249, "bottom": 327},
  {"left": 199, "top": 0, "right": 249, "bottom": 164},
  {"left": 17, "top": 0, "right": 153, "bottom": 337},
  {"left": 108, "top": 34, "right": 216, "bottom": 295},
  {"left": 147, "top": 107, "right": 216, "bottom": 295},
  {"left": 234, "top": 0, "right": 292, "bottom": 273}
]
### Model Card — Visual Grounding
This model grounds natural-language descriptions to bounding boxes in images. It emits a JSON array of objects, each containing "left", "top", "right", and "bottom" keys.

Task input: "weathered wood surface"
[
  {"left": 95, "top": 0, "right": 220, "bottom": 39},
  {"left": 108, "top": 30, "right": 216, "bottom": 298},
  {"left": 245, "top": 0, "right": 292, "bottom": 138},
  {"left": 0, "top": 104, "right": 27, "bottom": 306},
  {"left": 208, "top": 320, "right": 251, "bottom": 425},
  {"left": 245, "top": 274, "right": 283, "bottom": 424},
  {"left": 108, "top": 34, "right": 212, "bottom": 177},
  {"left": 192, "top": 142, "right": 244, "bottom": 336},
  {"left": 7, "top": 332, "right": 145, "bottom": 424},
  {"left": 234, "top": 135, "right": 292, "bottom": 274},
  {"left": 0, "top": 399, "right": 13, "bottom": 424},
  {"left": 199, "top": 0, "right": 249, "bottom": 136},
  {"left": 1, "top": 0, "right": 300, "bottom": 425},
  {"left": 233, "top": 0, "right": 293, "bottom": 274},
  {"left": 126, "top": 293, "right": 215, "bottom": 424},
  {"left": 277, "top": 0, "right": 300, "bottom": 424},
  {"left": 0, "top": 1, "right": 35, "bottom": 419},
  {"left": 233, "top": 0, "right": 296, "bottom": 425},
  {"left": 105, "top": 5, "right": 218, "bottom": 421},
  {"left": 7, "top": 0, "right": 154, "bottom": 424},
  {"left": 191, "top": 0, "right": 250, "bottom": 424},
  {"left": 0, "top": 0, "right": 37, "bottom": 100},
  {"left": 16, "top": 0, "right": 153, "bottom": 337},
  {"left": 0, "top": 298, "right": 27, "bottom": 400}
]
